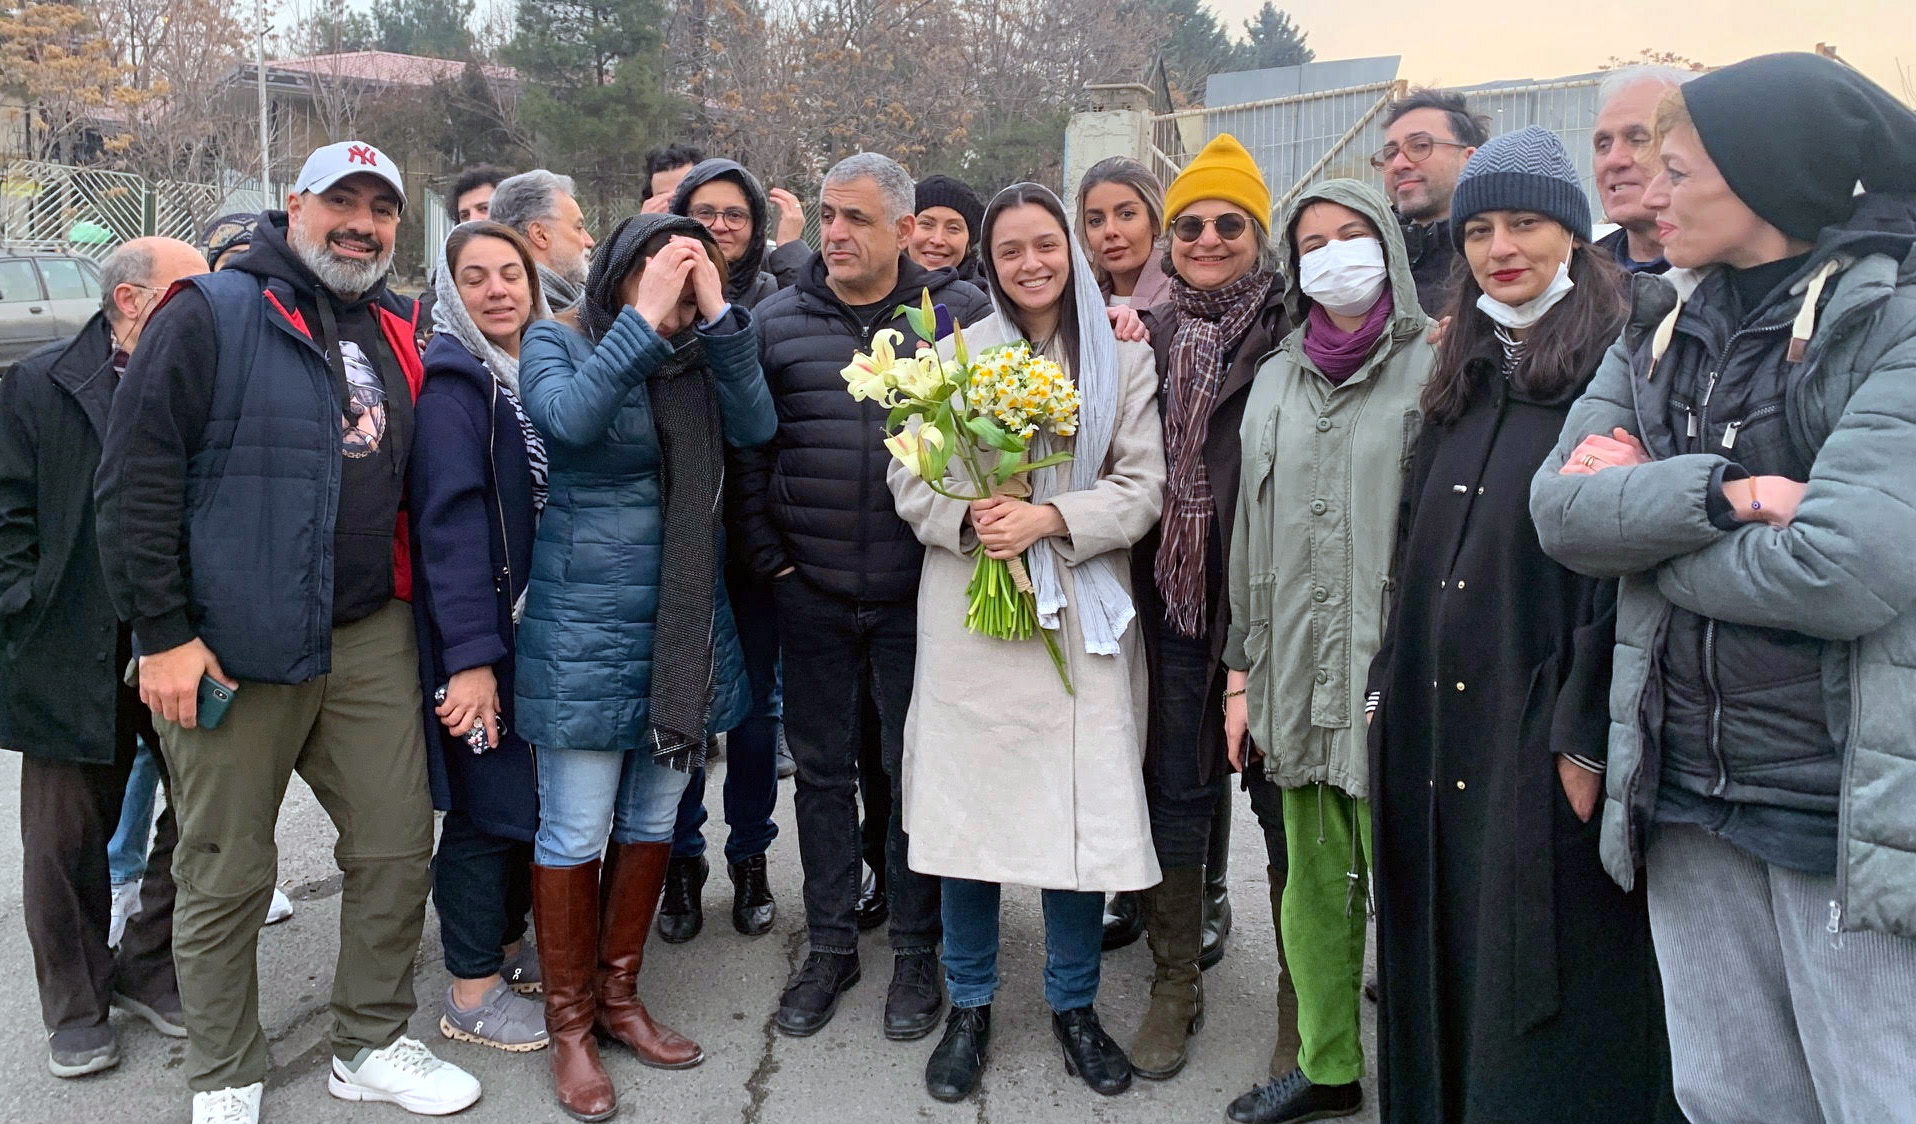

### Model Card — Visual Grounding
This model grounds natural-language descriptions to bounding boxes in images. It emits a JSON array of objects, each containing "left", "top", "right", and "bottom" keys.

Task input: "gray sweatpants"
[{"left": 1646, "top": 823, "right": 1916, "bottom": 1124}]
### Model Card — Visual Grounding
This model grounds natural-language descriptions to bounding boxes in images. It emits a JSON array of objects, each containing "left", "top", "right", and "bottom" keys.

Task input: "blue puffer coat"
[{"left": 515, "top": 305, "right": 776, "bottom": 751}]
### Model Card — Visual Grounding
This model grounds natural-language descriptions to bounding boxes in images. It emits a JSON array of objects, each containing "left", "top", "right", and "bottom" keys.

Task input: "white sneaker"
[
  {"left": 108, "top": 881, "right": 142, "bottom": 948},
  {"left": 328, "top": 1036, "right": 480, "bottom": 1115},
  {"left": 192, "top": 1082, "right": 262, "bottom": 1124},
  {"left": 263, "top": 888, "right": 293, "bottom": 926}
]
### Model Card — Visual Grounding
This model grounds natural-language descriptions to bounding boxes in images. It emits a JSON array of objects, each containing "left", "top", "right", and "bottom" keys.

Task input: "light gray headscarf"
[
  {"left": 432, "top": 223, "right": 552, "bottom": 391},
  {"left": 984, "top": 183, "right": 1132, "bottom": 657}
]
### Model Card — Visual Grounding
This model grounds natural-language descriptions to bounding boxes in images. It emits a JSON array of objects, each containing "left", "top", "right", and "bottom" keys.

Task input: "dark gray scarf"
[{"left": 583, "top": 213, "right": 726, "bottom": 771}]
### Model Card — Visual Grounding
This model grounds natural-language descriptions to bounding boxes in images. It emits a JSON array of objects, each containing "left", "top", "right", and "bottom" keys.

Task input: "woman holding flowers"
[{"left": 886, "top": 182, "right": 1165, "bottom": 1104}]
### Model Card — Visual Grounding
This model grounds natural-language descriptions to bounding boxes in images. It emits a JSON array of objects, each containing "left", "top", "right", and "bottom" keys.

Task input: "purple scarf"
[{"left": 1302, "top": 289, "right": 1393, "bottom": 385}]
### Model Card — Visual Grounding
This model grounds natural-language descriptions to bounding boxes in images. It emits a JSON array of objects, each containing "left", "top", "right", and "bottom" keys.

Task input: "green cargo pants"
[
  {"left": 153, "top": 600, "right": 434, "bottom": 1091},
  {"left": 1279, "top": 782, "right": 1372, "bottom": 1087}
]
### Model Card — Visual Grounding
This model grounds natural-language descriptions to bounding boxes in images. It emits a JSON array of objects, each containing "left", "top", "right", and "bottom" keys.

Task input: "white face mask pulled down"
[
  {"left": 1477, "top": 260, "right": 1575, "bottom": 330},
  {"left": 1298, "top": 237, "right": 1388, "bottom": 318}
]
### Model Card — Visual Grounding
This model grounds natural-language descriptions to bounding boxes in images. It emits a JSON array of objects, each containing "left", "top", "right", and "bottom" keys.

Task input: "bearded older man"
[{"left": 95, "top": 142, "right": 479, "bottom": 1124}]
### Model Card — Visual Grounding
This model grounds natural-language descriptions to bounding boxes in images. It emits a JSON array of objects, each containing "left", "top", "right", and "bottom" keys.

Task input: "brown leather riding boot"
[
  {"left": 1267, "top": 863, "right": 1303, "bottom": 1077},
  {"left": 1130, "top": 866, "right": 1205, "bottom": 1080},
  {"left": 596, "top": 840, "right": 704, "bottom": 1068},
  {"left": 533, "top": 861, "right": 617, "bottom": 1122}
]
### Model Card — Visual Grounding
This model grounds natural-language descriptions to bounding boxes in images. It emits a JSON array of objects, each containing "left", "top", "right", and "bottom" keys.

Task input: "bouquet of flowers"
[{"left": 842, "top": 291, "right": 1081, "bottom": 691}]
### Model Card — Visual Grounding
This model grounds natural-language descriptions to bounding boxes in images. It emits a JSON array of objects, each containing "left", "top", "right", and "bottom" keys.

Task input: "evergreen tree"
[
  {"left": 372, "top": 0, "right": 474, "bottom": 58},
  {"left": 1136, "top": 0, "right": 1238, "bottom": 101},
  {"left": 504, "top": 0, "right": 686, "bottom": 216},
  {"left": 1238, "top": 3, "right": 1313, "bottom": 71}
]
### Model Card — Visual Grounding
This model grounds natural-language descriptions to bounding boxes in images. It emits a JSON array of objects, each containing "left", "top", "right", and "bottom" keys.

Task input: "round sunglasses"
[{"left": 1171, "top": 212, "right": 1251, "bottom": 243}]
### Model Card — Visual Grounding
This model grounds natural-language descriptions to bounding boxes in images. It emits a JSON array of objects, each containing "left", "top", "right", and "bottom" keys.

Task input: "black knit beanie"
[
  {"left": 914, "top": 175, "right": 985, "bottom": 245},
  {"left": 1449, "top": 126, "right": 1592, "bottom": 250},
  {"left": 1683, "top": 52, "right": 1916, "bottom": 242}
]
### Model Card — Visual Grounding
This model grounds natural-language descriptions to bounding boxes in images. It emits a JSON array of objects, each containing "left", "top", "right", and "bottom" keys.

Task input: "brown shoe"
[
  {"left": 532, "top": 861, "right": 617, "bottom": 1122},
  {"left": 1267, "top": 864, "right": 1302, "bottom": 1077},
  {"left": 1130, "top": 866, "right": 1205, "bottom": 1080},
  {"left": 595, "top": 841, "right": 704, "bottom": 1069}
]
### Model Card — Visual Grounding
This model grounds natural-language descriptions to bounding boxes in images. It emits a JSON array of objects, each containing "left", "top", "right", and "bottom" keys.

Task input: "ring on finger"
[{"left": 1581, "top": 454, "right": 1600, "bottom": 468}]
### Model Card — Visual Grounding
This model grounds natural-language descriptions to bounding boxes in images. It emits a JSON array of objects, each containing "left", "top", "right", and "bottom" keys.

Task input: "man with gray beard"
[
  {"left": 488, "top": 168, "right": 595, "bottom": 312},
  {"left": 95, "top": 142, "right": 480, "bottom": 1124}
]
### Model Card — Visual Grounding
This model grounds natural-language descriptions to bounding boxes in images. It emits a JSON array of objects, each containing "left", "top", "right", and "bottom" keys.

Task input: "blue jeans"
[
  {"left": 107, "top": 740, "right": 162, "bottom": 886},
  {"left": 672, "top": 577, "right": 780, "bottom": 864},
  {"left": 535, "top": 746, "right": 694, "bottom": 867},
  {"left": 940, "top": 877, "right": 1104, "bottom": 1012},
  {"left": 432, "top": 812, "right": 533, "bottom": 979}
]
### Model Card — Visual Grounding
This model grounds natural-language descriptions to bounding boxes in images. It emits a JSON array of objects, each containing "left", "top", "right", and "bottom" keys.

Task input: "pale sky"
[{"left": 1209, "top": 0, "right": 1913, "bottom": 102}]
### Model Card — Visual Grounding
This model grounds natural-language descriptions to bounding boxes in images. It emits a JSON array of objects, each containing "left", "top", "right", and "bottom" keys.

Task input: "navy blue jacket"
[
  {"left": 408, "top": 334, "right": 538, "bottom": 839},
  {"left": 515, "top": 306, "right": 775, "bottom": 751}
]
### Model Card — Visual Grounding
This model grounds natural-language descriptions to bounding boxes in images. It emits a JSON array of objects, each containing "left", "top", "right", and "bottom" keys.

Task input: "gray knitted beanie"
[{"left": 1449, "top": 125, "right": 1591, "bottom": 250}]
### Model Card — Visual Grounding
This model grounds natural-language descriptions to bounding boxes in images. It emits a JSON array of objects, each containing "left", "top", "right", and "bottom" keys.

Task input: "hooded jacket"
[
  {"left": 1530, "top": 192, "right": 1916, "bottom": 937},
  {"left": 1222, "top": 178, "right": 1434, "bottom": 795},
  {"left": 734, "top": 253, "right": 990, "bottom": 600},
  {"left": 669, "top": 159, "right": 782, "bottom": 310},
  {"left": 408, "top": 332, "right": 539, "bottom": 838},
  {"left": 96, "top": 211, "right": 423, "bottom": 684}
]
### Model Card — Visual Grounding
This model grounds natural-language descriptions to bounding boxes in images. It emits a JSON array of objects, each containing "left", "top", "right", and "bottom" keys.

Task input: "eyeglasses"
[
  {"left": 690, "top": 206, "right": 752, "bottom": 230},
  {"left": 1171, "top": 213, "right": 1250, "bottom": 242},
  {"left": 1369, "top": 132, "right": 1470, "bottom": 170}
]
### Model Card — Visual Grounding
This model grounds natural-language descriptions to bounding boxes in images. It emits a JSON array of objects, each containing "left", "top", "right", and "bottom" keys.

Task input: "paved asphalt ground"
[{"left": 0, "top": 750, "right": 1378, "bottom": 1124}]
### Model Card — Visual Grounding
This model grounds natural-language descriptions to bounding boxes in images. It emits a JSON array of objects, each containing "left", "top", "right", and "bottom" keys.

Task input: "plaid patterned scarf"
[{"left": 1154, "top": 269, "right": 1276, "bottom": 637}]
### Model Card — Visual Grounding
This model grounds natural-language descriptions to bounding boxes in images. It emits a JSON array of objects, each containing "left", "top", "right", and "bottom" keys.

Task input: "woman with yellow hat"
[{"left": 1127, "top": 133, "right": 1289, "bottom": 1083}]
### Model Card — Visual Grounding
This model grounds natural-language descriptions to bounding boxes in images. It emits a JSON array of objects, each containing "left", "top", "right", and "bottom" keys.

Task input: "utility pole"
[{"left": 256, "top": 0, "right": 272, "bottom": 192}]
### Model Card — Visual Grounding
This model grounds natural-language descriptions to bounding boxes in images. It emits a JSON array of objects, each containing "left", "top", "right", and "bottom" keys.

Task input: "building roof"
[{"left": 266, "top": 51, "right": 515, "bottom": 88}]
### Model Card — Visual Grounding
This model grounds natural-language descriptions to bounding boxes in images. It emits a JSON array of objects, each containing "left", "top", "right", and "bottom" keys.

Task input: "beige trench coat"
[{"left": 888, "top": 315, "right": 1166, "bottom": 891}]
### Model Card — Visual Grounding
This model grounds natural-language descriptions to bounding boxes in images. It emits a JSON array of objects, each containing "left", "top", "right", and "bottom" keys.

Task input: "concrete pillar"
[{"left": 1063, "top": 83, "right": 1153, "bottom": 219}]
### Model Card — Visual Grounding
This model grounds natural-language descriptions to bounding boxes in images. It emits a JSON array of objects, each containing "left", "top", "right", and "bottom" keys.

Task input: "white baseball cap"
[{"left": 293, "top": 141, "right": 407, "bottom": 206}]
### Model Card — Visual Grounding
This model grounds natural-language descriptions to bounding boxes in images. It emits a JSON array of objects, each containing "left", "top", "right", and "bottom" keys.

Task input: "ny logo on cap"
[{"left": 347, "top": 145, "right": 378, "bottom": 167}]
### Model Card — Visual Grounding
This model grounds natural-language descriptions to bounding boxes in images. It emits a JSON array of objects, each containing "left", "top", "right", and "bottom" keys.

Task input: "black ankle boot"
[
  {"left": 1051, "top": 1006, "right": 1132, "bottom": 1096},
  {"left": 656, "top": 855, "right": 707, "bottom": 944},
  {"left": 729, "top": 854, "right": 775, "bottom": 936},
  {"left": 1102, "top": 891, "right": 1144, "bottom": 951},
  {"left": 854, "top": 863, "right": 888, "bottom": 932},
  {"left": 924, "top": 1005, "right": 990, "bottom": 1102},
  {"left": 1226, "top": 1067, "right": 1363, "bottom": 1123}
]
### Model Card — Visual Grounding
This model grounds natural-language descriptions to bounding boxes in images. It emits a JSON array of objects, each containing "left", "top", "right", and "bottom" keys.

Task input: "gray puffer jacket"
[{"left": 1529, "top": 193, "right": 1916, "bottom": 938}]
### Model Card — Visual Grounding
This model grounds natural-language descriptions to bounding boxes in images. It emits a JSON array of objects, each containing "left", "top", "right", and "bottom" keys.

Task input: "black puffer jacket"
[{"left": 735, "top": 253, "right": 989, "bottom": 600}]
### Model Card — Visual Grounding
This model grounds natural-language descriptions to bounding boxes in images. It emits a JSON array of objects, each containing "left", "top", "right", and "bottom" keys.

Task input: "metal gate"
[{"left": 0, "top": 159, "right": 279, "bottom": 258}]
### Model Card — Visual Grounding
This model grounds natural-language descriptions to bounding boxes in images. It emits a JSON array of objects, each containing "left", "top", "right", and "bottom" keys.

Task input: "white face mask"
[
  {"left": 1477, "top": 260, "right": 1576, "bottom": 330},
  {"left": 1298, "top": 236, "right": 1388, "bottom": 318}
]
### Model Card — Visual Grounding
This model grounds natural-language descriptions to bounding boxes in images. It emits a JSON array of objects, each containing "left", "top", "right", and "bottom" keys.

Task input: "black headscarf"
[
  {"left": 668, "top": 158, "right": 772, "bottom": 303},
  {"left": 578, "top": 209, "right": 727, "bottom": 771},
  {"left": 1684, "top": 53, "right": 1916, "bottom": 241}
]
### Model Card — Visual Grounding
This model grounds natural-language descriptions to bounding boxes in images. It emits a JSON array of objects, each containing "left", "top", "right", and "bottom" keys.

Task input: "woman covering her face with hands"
[
  {"left": 513, "top": 212, "right": 775, "bottom": 1123},
  {"left": 1531, "top": 54, "right": 1916, "bottom": 1123},
  {"left": 410, "top": 221, "right": 555, "bottom": 1055},
  {"left": 1366, "top": 128, "right": 1683, "bottom": 1124},
  {"left": 888, "top": 182, "right": 1165, "bottom": 1105}
]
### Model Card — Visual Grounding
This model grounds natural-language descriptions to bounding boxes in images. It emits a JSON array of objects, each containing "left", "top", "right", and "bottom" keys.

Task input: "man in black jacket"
[
  {"left": 1374, "top": 87, "right": 1488, "bottom": 316},
  {"left": 0, "top": 237, "right": 205, "bottom": 1079},
  {"left": 95, "top": 142, "right": 479, "bottom": 1124},
  {"left": 738, "top": 152, "right": 991, "bottom": 1041}
]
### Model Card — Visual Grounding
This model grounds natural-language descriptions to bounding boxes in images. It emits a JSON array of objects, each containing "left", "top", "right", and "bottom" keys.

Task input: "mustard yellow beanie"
[{"left": 1163, "top": 133, "right": 1272, "bottom": 232}]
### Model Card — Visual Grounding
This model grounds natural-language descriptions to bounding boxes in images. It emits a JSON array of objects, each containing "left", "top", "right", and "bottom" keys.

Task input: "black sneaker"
[
  {"left": 854, "top": 864, "right": 889, "bottom": 932},
  {"left": 884, "top": 952, "right": 945, "bottom": 1041},
  {"left": 729, "top": 854, "right": 775, "bottom": 936},
  {"left": 657, "top": 854, "right": 707, "bottom": 944},
  {"left": 924, "top": 1005, "right": 990, "bottom": 1102},
  {"left": 1052, "top": 1006, "right": 1131, "bottom": 1095},
  {"left": 773, "top": 951, "right": 861, "bottom": 1037},
  {"left": 1226, "top": 1067, "right": 1363, "bottom": 1123},
  {"left": 47, "top": 1024, "right": 119, "bottom": 1078}
]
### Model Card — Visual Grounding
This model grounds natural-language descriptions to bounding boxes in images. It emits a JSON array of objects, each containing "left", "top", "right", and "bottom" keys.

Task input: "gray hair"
[
  {"left": 1597, "top": 65, "right": 1697, "bottom": 109},
  {"left": 99, "top": 243, "right": 155, "bottom": 322},
  {"left": 488, "top": 169, "right": 578, "bottom": 233},
  {"left": 822, "top": 153, "right": 916, "bottom": 224}
]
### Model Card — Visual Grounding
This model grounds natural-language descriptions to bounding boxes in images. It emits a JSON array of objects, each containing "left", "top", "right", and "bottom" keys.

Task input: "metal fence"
[
  {"left": 0, "top": 159, "right": 285, "bottom": 259},
  {"left": 1147, "top": 76, "right": 1605, "bottom": 215}
]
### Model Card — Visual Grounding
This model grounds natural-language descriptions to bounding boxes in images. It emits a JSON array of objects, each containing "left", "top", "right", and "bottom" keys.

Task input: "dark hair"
[
  {"left": 979, "top": 183, "right": 1081, "bottom": 377},
  {"left": 1421, "top": 235, "right": 1626, "bottom": 425},
  {"left": 443, "top": 220, "right": 545, "bottom": 331},
  {"left": 643, "top": 143, "right": 706, "bottom": 196},
  {"left": 1383, "top": 88, "right": 1491, "bottom": 148},
  {"left": 445, "top": 165, "right": 513, "bottom": 224},
  {"left": 559, "top": 218, "right": 728, "bottom": 333},
  {"left": 1075, "top": 157, "right": 1166, "bottom": 288}
]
